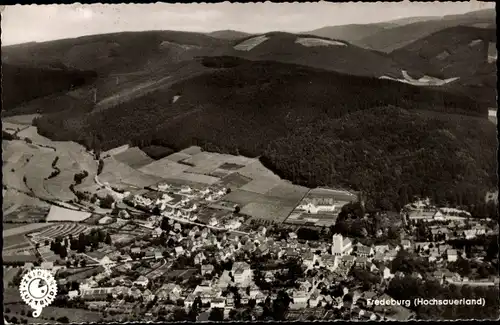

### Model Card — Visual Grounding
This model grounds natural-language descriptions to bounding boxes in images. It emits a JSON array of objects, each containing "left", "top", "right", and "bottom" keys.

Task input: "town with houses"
[{"left": 3, "top": 165, "right": 499, "bottom": 322}]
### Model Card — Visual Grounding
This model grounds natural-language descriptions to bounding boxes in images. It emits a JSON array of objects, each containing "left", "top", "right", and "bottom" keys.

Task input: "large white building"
[{"left": 331, "top": 234, "right": 353, "bottom": 256}]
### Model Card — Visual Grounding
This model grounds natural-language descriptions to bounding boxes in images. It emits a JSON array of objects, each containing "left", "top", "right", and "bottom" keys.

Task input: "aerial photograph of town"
[{"left": 2, "top": 2, "right": 499, "bottom": 323}]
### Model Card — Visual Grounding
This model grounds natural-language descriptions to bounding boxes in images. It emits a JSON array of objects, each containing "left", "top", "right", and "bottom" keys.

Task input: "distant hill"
[
  {"left": 32, "top": 58, "right": 496, "bottom": 210},
  {"left": 355, "top": 8, "right": 496, "bottom": 52},
  {"left": 392, "top": 26, "right": 497, "bottom": 108},
  {"left": 226, "top": 32, "right": 421, "bottom": 78},
  {"left": 207, "top": 30, "right": 251, "bottom": 40},
  {"left": 1, "top": 31, "right": 230, "bottom": 76},
  {"left": 304, "top": 22, "right": 396, "bottom": 43}
]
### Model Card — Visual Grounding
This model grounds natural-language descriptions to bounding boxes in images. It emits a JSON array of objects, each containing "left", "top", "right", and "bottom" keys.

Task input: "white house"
[
  {"left": 133, "top": 275, "right": 149, "bottom": 287},
  {"left": 447, "top": 249, "right": 458, "bottom": 262},
  {"left": 232, "top": 262, "right": 252, "bottom": 285}
]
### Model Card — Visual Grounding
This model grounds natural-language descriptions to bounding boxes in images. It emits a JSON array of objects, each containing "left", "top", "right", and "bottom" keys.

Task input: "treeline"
[
  {"left": 50, "top": 229, "right": 112, "bottom": 255},
  {"left": 33, "top": 60, "right": 496, "bottom": 211},
  {"left": 2, "top": 63, "right": 97, "bottom": 111}
]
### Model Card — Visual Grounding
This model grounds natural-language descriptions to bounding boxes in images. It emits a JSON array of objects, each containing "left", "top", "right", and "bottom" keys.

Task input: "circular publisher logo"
[{"left": 19, "top": 269, "right": 57, "bottom": 317}]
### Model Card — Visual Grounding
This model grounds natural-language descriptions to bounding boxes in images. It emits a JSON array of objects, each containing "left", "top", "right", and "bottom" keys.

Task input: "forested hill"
[
  {"left": 2, "top": 64, "right": 97, "bottom": 111},
  {"left": 32, "top": 58, "right": 496, "bottom": 211}
]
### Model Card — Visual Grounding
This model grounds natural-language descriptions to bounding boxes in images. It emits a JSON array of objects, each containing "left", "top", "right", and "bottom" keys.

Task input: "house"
[
  {"left": 232, "top": 262, "right": 252, "bottom": 285},
  {"left": 331, "top": 234, "right": 353, "bottom": 256},
  {"left": 447, "top": 249, "right": 458, "bottom": 262},
  {"left": 400, "top": 240, "right": 411, "bottom": 250},
  {"left": 133, "top": 275, "right": 149, "bottom": 287},
  {"left": 211, "top": 297, "right": 226, "bottom": 308},
  {"left": 157, "top": 283, "right": 182, "bottom": 301},
  {"left": 175, "top": 246, "right": 185, "bottom": 256},
  {"left": 438, "top": 244, "right": 450, "bottom": 255},
  {"left": 309, "top": 290, "right": 321, "bottom": 307},
  {"left": 289, "top": 232, "right": 298, "bottom": 240},
  {"left": 194, "top": 252, "right": 206, "bottom": 265},
  {"left": 374, "top": 245, "right": 389, "bottom": 254},
  {"left": 381, "top": 266, "right": 394, "bottom": 280},
  {"left": 356, "top": 256, "right": 369, "bottom": 268},
  {"left": 131, "top": 247, "right": 141, "bottom": 255},
  {"left": 152, "top": 227, "right": 163, "bottom": 238},
  {"left": 290, "top": 290, "right": 309, "bottom": 310},
  {"left": 302, "top": 251, "right": 315, "bottom": 268},
  {"left": 68, "top": 290, "right": 79, "bottom": 300},
  {"left": 356, "top": 245, "right": 374, "bottom": 257},
  {"left": 340, "top": 255, "right": 356, "bottom": 267},
  {"left": 154, "top": 251, "right": 163, "bottom": 260},
  {"left": 142, "top": 289, "right": 155, "bottom": 302},
  {"left": 201, "top": 264, "right": 215, "bottom": 276},
  {"left": 322, "top": 254, "right": 338, "bottom": 271},
  {"left": 209, "top": 217, "right": 218, "bottom": 227}
]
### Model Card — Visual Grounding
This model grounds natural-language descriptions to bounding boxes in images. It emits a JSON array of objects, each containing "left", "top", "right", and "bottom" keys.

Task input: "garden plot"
[
  {"left": 240, "top": 177, "right": 282, "bottom": 194},
  {"left": 218, "top": 173, "right": 252, "bottom": 189},
  {"left": 30, "top": 223, "right": 91, "bottom": 242},
  {"left": 222, "top": 189, "right": 265, "bottom": 206}
]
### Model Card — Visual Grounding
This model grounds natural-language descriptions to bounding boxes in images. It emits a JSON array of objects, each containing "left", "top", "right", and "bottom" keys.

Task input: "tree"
[
  {"left": 209, "top": 308, "right": 225, "bottom": 321},
  {"left": 173, "top": 308, "right": 188, "bottom": 321},
  {"left": 234, "top": 205, "right": 241, "bottom": 214},
  {"left": 104, "top": 233, "right": 112, "bottom": 245},
  {"left": 57, "top": 317, "right": 69, "bottom": 323},
  {"left": 100, "top": 194, "right": 115, "bottom": 209}
]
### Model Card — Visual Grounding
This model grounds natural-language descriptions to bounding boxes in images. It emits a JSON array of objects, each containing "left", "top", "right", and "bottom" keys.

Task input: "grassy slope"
[{"left": 32, "top": 58, "right": 495, "bottom": 210}]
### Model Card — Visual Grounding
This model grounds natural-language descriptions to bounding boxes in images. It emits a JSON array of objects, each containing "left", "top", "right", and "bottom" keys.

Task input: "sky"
[{"left": 1, "top": 1, "right": 495, "bottom": 45}]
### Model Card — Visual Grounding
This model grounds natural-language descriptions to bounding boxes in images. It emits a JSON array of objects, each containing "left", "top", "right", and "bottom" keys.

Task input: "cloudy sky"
[{"left": 1, "top": 1, "right": 495, "bottom": 45}]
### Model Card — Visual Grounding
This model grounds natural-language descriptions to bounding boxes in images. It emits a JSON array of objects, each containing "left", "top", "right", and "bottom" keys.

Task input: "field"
[
  {"left": 45, "top": 205, "right": 92, "bottom": 222},
  {"left": 237, "top": 161, "right": 281, "bottom": 180},
  {"left": 265, "top": 182, "right": 309, "bottom": 202},
  {"left": 3, "top": 127, "right": 99, "bottom": 204},
  {"left": 3, "top": 223, "right": 53, "bottom": 237},
  {"left": 3, "top": 205, "right": 49, "bottom": 223},
  {"left": 3, "top": 267, "right": 20, "bottom": 288},
  {"left": 112, "top": 147, "right": 154, "bottom": 169},
  {"left": 240, "top": 176, "right": 282, "bottom": 194},
  {"left": 2, "top": 114, "right": 41, "bottom": 125},
  {"left": 218, "top": 173, "right": 253, "bottom": 189},
  {"left": 240, "top": 200, "right": 297, "bottom": 223},
  {"left": 221, "top": 189, "right": 299, "bottom": 222},
  {"left": 99, "top": 156, "right": 165, "bottom": 188},
  {"left": 29, "top": 223, "right": 92, "bottom": 242},
  {"left": 139, "top": 157, "right": 191, "bottom": 178},
  {"left": 164, "top": 152, "right": 192, "bottom": 162}
]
